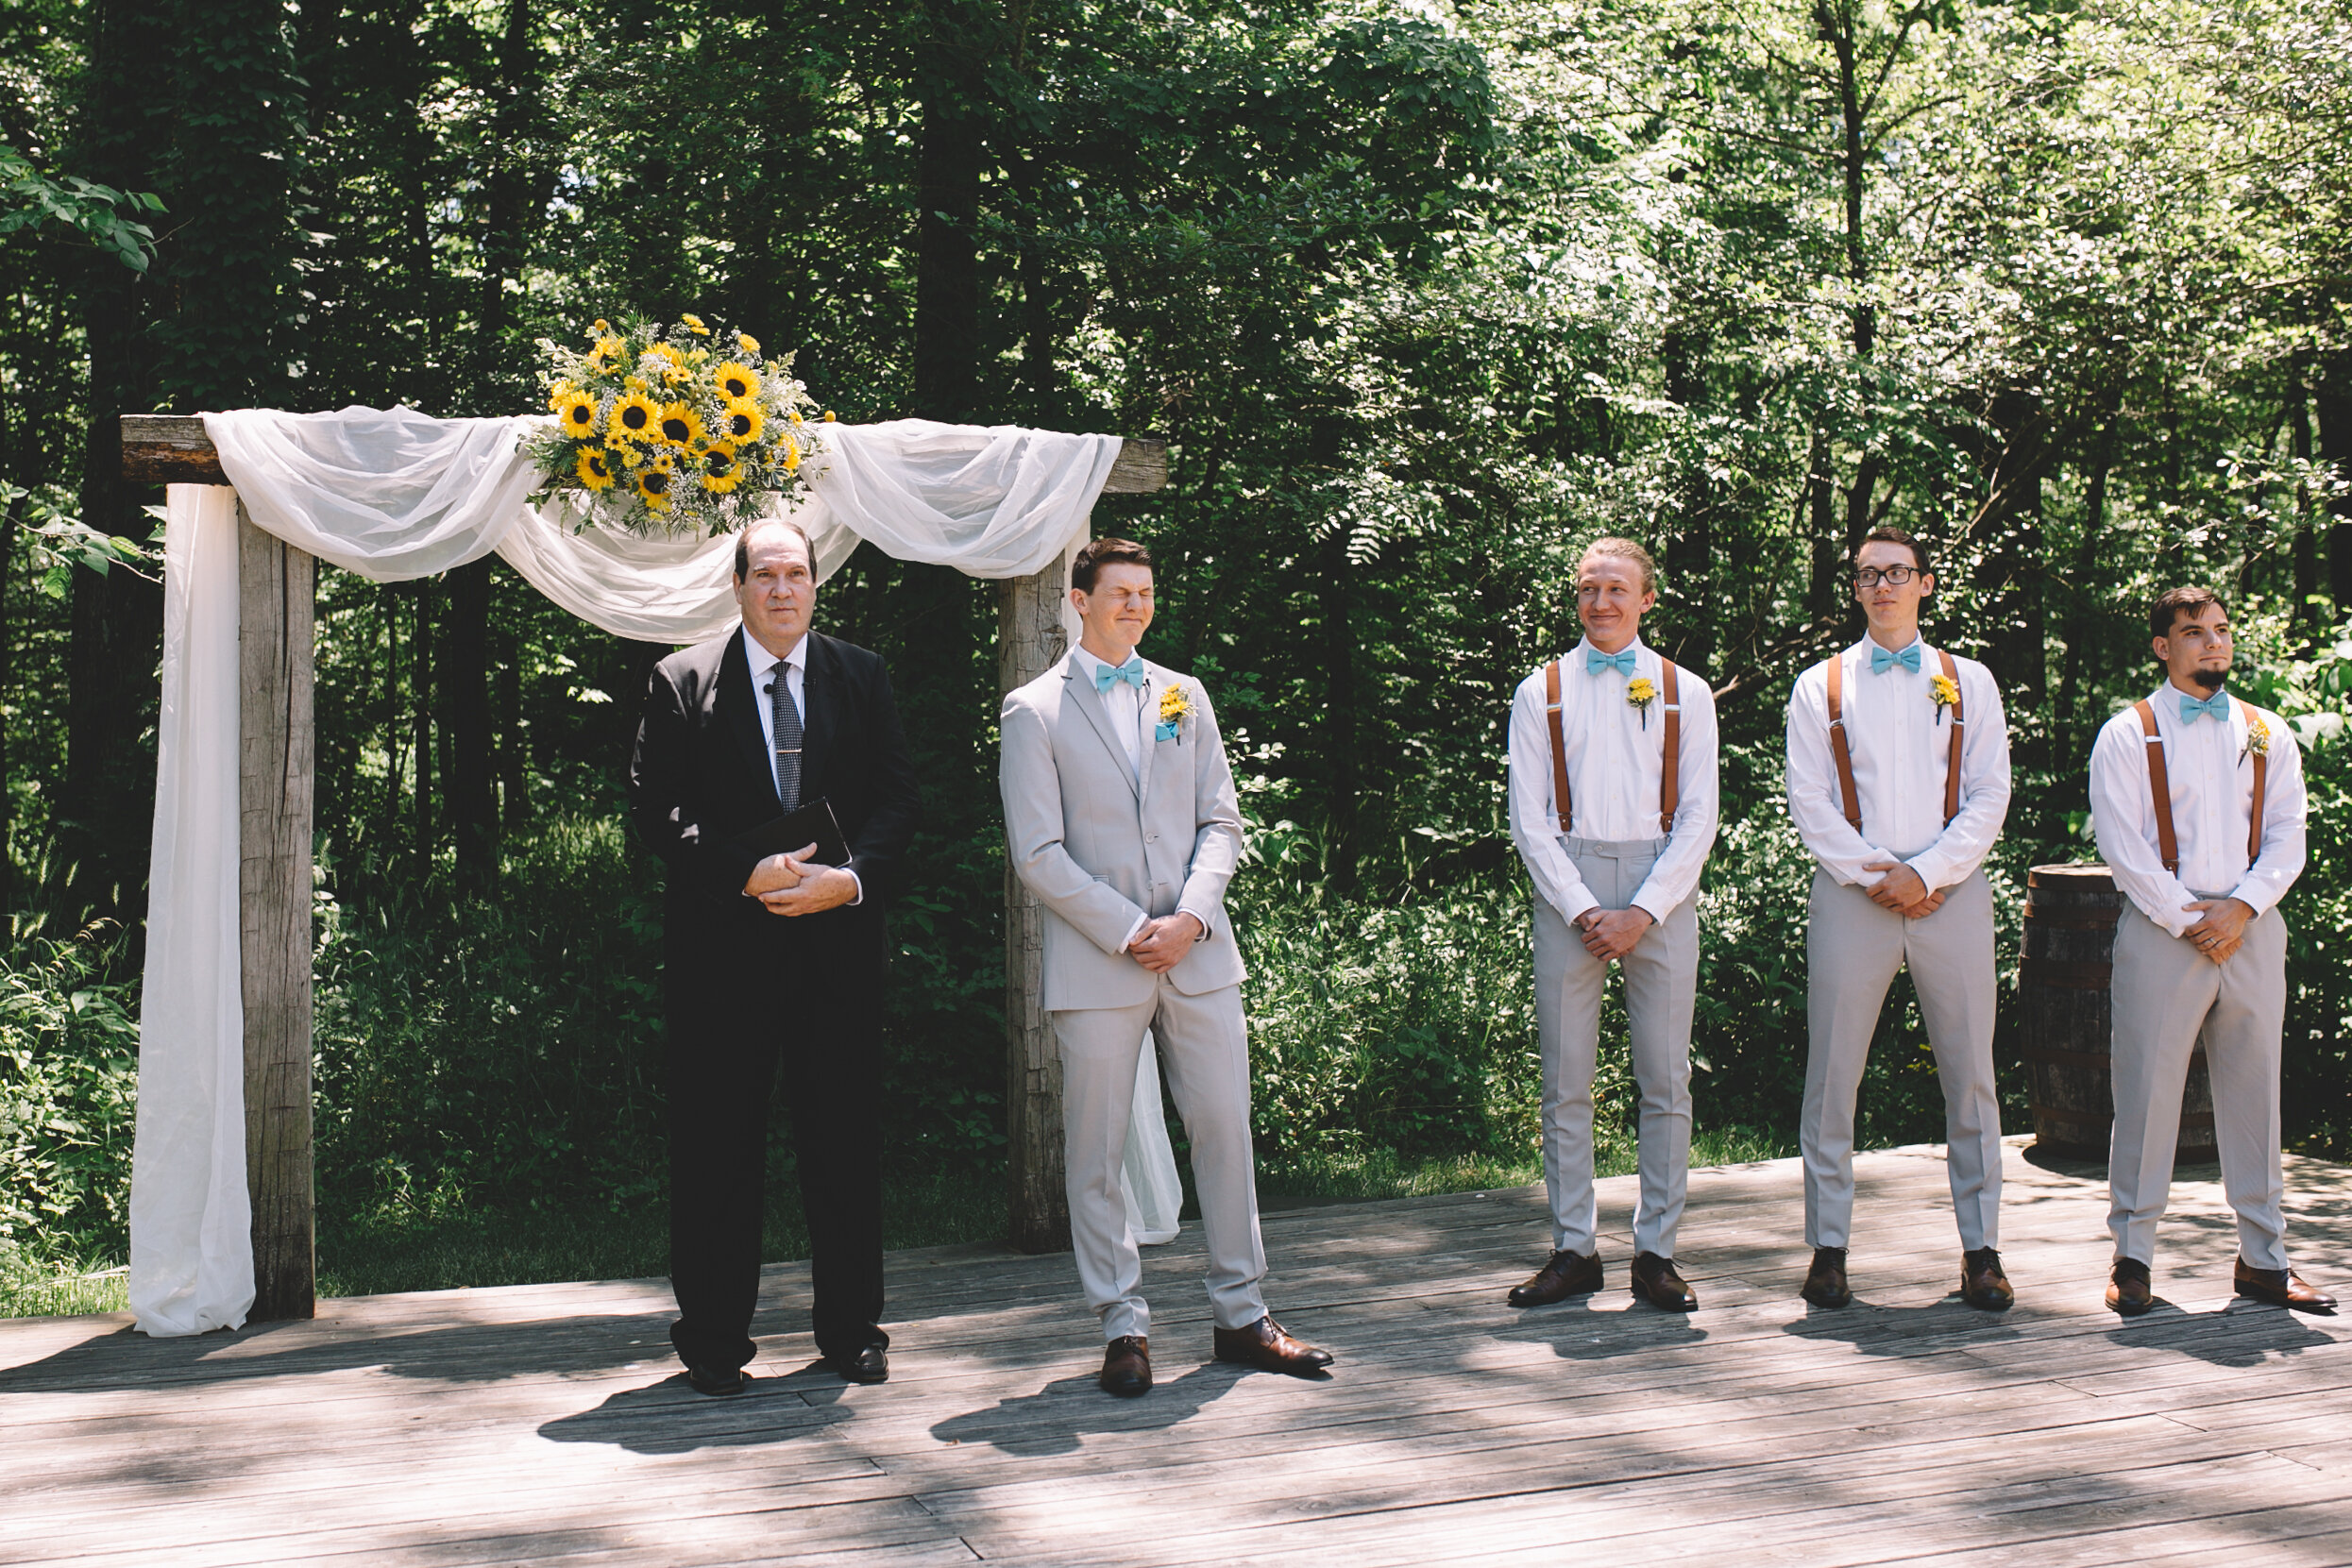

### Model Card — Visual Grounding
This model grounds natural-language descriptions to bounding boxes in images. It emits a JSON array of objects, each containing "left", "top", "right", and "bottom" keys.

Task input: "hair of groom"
[
  {"left": 1072, "top": 537, "right": 1153, "bottom": 594},
  {"left": 732, "top": 516, "right": 816, "bottom": 582},
  {"left": 2149, "top": 584, "right": 2223, "bottom": 640},
  {"left": 1854, "top": 525, "right": 1932, "bottom": 578},
  {"left": 1580, "top": 536, "right": 1658, "bottom": 595}
]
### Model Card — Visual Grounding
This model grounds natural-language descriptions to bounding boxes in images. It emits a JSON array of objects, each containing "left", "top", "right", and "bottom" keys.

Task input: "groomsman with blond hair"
[
  {"left": 1784, "top": 526, "right": 2013, "bottom": 1312},
  {"left": 1504, "top": 536, "right": 1719, "bottom": 1312},
  {"left": 2088, "top": 585, "right": 2333, "bottom": 1316}
]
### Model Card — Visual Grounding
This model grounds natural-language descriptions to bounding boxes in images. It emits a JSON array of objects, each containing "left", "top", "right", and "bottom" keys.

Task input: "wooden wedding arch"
[{"left": 121, "top": 413, "right": 1167, "bottom": 1320}]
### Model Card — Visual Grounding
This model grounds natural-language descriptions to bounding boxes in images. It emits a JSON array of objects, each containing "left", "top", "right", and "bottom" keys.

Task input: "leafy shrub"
[{"left": 0, "top": 930, "right": 140, "bottom": 1265}]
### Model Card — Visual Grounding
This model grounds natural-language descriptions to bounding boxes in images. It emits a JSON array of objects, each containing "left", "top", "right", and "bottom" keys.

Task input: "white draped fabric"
[{"left": 129, "top": 407, "right": 1177, "bottom": 1336}]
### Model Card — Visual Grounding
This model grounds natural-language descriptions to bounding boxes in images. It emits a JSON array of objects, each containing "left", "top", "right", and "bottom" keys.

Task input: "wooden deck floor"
[{"left": 5, "top": 1138, "right": 2351, "bottom": 1567}]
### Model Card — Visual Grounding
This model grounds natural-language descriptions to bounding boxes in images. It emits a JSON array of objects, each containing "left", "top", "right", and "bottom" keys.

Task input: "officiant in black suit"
[{"left": 629, "top": 515, "right": 921, "bottom": 1393}]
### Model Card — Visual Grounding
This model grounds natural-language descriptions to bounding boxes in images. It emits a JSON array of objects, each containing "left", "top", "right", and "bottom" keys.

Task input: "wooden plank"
[
  {"left": 119, "top": 416, "right": 1172, "bottom": 497},
  {"left": 237, "top": 501, "right": 317, "bottom": 1323}
]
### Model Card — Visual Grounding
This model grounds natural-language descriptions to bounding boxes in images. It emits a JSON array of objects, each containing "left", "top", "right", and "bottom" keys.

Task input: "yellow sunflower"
[
  {"left": 699, "top": 440, "right": 744, "bottom": 494},
  {"left": 781, "top": 434, "right": 801, "bottom": 474},
  {"left": 656, "top": 401, "right": 705, "bottom": 449},
  {"left": 551, "top": 388, "right": 601, "bottom": 439},
  {"left": 712, "top": 362, "right": 760, "bottom": 402},
  {"left": 607, "top": 390, "right": 660, "bottom": 443},
  {"left": 575, "top": 447, "right": 616, "bottom": 490},
  {"left": 643, "top": 343, "right": 687, "bottom": 383},
  {"left": 635, "top": 459, "right": 675, "bottom": 513},
  {"left": 736, "top": 330, "right": 761, "bottom": 354},
  {"left": 591, "top": 334, "right": 625, "bottom": 363},
  {"left": 719, "top": 399, "right": 766, "bottom": 444},
  {"left": 680, "top": 312, "right": 710, "bottom": 336}
]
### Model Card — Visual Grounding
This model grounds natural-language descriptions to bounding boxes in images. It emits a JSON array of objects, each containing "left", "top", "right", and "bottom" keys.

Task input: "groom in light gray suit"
[{"left": 1001, "top": 537, "right": 1333, "bottom": 1398}]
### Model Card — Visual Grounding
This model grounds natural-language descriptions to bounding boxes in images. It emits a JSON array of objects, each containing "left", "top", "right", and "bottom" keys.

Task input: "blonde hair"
[{"left": 1579, "top": 536, "right": 1658, "bottom": 596}]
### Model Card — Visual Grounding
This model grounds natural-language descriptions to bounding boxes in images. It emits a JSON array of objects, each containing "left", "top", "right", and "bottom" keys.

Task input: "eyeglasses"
[{"left": 1853, "top": 565, "right": 1921, "bottom": 588}]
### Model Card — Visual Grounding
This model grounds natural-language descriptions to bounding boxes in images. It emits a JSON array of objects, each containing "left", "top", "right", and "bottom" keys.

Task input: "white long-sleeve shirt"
[
  {"left": 2088, "top": 684, "right": 2306, "bottom": 936},
  {"left": 1506, "top": 637, "right": 1720, "bottom": 923},
  {"left": 1785, "top": 634, "right": 2011, "bottom": 891}
]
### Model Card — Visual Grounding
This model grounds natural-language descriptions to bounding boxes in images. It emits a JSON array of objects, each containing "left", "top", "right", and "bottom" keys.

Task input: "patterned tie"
[
  {"left": 769, "top": 669, "right": 802, "bottom": 810},
  {"left": 1094, "top": 656, "right": 1147, "bottom": 692},
  {"left": 1870, "top": 643, "right": 1923, "bottom": 675},
  {"left": 2178, "top": 690, "right": 2231, "bottom": 723},
  {"left": 1585, "top": 647, "right": 1637, "bottom": 677}
]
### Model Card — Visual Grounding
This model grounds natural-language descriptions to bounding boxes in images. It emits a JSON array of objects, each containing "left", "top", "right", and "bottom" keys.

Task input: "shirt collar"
[{"left": 742, "top": 625, "right": 806, "bottom": 682}]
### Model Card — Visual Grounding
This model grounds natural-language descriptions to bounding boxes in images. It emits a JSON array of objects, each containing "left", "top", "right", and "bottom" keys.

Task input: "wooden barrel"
[{"left": 2020, "top": 864, "right": 2217, "bottom": 1161}]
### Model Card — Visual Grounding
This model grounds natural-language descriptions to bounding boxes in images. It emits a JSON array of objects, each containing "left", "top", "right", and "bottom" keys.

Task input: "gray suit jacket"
[{"left": 1000, "top": 649, "right": 1247, "bottom": 1011}]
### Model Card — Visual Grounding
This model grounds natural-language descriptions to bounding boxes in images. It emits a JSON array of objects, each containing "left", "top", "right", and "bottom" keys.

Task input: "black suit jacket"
[{"left": 630, "top": 627, "right": 922, "bottom": 955}]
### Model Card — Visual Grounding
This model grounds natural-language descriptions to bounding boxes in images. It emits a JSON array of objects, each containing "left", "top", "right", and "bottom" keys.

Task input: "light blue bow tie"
[
  {"left": 1093, "top": 656, "right": 1146, "bottom": 692},
  {"left": 1585, "top": 648, "right": 1638, "bottom": 677},
  {"left": 2179, "top": 690, "right": 2231, "bottom": 723},
  {"left": 1870, "top": 643, "right": 1923, "bottom": 676}
]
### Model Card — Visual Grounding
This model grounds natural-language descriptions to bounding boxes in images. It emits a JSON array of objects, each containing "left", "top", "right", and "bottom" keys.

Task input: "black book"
[{"left": 734, "top": 797, "right": 851, "bottom": 868}]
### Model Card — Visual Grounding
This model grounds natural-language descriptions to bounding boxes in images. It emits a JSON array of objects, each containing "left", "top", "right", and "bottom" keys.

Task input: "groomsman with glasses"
[
  {"left": 1784, "top": 527, "right": 2014, "bottom": 1311},
  {"left": 2088, "top": 586, "right": 2334, "bottom": 1316},
  {"left": 1504, "top": 537, "right": 1719, "bottom": 1313}
]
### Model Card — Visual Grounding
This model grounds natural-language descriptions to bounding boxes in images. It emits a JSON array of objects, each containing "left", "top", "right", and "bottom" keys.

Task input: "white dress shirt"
[
  {"left": 1069, "top": 642, "right": 1209, "bottom": 951},
  {"left": 1506, "top": 636, "right": 1721, "bottom": 924},
  {"left": 2089, "top": 683, "right": 2305, "bottom": 936},
  {"left": 1785, "top": 634, "right": 2011, "bottom": 891},
  {"left": 741, "top": 626, "right": 859, "bottom": 903}
]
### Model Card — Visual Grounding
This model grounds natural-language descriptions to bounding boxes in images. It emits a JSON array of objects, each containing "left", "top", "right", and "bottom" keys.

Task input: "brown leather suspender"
[
  {"left": 1658, "top": 661, "right": 1682, "bottom": 835},
  {"left": 1827, "top": 646, "right": 1966, "bottom": 834},
  {"left": 2136, "top": 696, "right": 2268, "bottom": 877},
  {"left": 1826, "top": 653, "right": 1862, "bottom": 831},
  {"left": 1545, "top": 658, "right": 1573, "bottom": 834},
  {"left": 1544, "top": 655, "right": 1683, "bottom": 838},
  {"left": 1937, "top": 649, "right": 1964, "bottom": 829}
]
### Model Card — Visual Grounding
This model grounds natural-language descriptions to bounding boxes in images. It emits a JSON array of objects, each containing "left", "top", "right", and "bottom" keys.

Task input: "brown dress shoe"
[
  {"left": 1960, "top": 1247, "right": 2013, "bottom": 1311},
  {"left": 1508, "top": 1249, "right": 1603, "bottom": 1307},
  {"left": 1800, "top": 1245, "right": 1852, "bottom": 1308},
  {"left": 2106, "top": 1256, "right": 2154, "bottom": 1317},
  {"left": 1630, "top": 1251, "right": 1699, "bottom": 1311},
  {"left": 1211, "top": 1316, "right": 1333, "bottom": 1375},
  {"left": 2236, "top": 1258, "right": 2338, "bottom": 1314},
  {"left": 1099, "top": 1335, "right": 1151, "bottom": 1397}
]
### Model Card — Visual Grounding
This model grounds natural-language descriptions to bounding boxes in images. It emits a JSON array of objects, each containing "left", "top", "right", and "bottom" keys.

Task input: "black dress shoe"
[
  {"left": 2236, "top": 1257, "right": 2338, "bottom": 1314},
  {"left": 2106, "top": 1256, "right": 2154, "bottom": 1317},
  {"left": 1801, "top": 1245, "right": 1852, "bottom": 1308},
  {"left": 685, "top": 1363, "right": 748, "bottom": 1396},
  {"left": 1629, "top": 1252, "right": 1699, "bottom": 1311},
  {"left": 1100, "top": 1335, "right": 1151, "bottom": 1397},
  {"left": 1960, "top": 1247, "right": 2014, "bottom": 1311},
  {"left": 1508, "top": 1249, "right": 1603, "bottom": 1307},
  {"left": 828, "top": 1344, "right": 890, "bottom": 1383}
]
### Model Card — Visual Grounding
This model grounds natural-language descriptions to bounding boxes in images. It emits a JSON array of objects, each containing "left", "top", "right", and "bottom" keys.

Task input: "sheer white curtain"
[{"left": 129, "top": 408, "right": 1181, "bottom": 1336}]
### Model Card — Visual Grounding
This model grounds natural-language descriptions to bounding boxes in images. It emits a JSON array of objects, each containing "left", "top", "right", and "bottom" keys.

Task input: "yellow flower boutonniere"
[
  {"left": 1930, "top": 672, "right": 1960, "bottom": 715},
  {"left": 1626, "top": 675, "right": 1657, "bottom": 729},
  {"left": 2246, "top": 713, "right": 2272, "bottom": 756},
  {"left": 1157, "top": 683, "right": 1192, "bottom": 743}
]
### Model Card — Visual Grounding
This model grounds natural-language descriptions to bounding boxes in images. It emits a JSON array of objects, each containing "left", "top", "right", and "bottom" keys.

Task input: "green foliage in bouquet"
[{"left": 525, "top": 313, "right": 828, "bottom": 536}]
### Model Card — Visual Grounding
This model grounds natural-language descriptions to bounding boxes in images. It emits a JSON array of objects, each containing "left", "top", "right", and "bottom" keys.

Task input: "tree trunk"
[
  {"left": 1807, "top": 430, "right": 1841, "bottom": 621},
  {"left": 913, "top": 93, "right": 982, "bottom": 422},
  {"left": 2314, "top": 351, "right": 2352, "bottom": 613},
  {"left": 411, "top": 581, "right": 433, "bottom": 867},
  {"left": 1319, "top": 531, "right": 1360, "bottom": 896},
  {"left": 446, "top": 560, "right": 498, "bottom": 889}
]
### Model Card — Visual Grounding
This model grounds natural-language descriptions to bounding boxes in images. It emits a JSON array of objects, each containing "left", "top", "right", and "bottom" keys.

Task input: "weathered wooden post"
[
  {"left": 122, "top": 415, "right": 319, "bottom": 1320},
  {"left": 999, "top": 439, "right": 1166, "bottom": 1255}
]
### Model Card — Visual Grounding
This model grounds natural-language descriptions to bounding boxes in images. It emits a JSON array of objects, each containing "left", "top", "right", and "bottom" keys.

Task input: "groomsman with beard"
[
  {"left": 1784, "top": 527, "right": 2014, "bottom": 1311},
  {"left": 2088, "top": 586, "right": 2334, "bottom": 1316},
  {"left": 1503, "top": 537, "right": 1720, "bottom": 1312},
  {"left": 1000, "top": 537, "right": 1332, "bottom": 1398}
]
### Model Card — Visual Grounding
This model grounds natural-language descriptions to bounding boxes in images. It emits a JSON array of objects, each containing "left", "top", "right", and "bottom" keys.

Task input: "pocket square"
[{"left": 1155, "top": 719, "right": 1180, "bottom": 742}]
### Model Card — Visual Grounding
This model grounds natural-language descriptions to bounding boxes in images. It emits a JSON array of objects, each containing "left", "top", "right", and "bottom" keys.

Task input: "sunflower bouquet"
[{"left": 524, "top": 314, "right": 829, "bottom": 535}]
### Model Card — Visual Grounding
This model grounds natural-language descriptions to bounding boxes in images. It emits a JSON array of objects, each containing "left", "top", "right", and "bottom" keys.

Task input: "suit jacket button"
[{"left": 1146, "top": 833, "right": 1158, "bottom": 843}]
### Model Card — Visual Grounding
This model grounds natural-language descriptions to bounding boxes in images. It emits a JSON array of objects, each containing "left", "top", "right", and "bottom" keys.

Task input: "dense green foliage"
[{"left": 4, "top": 0, "right": 2352, "bottom": 1298}]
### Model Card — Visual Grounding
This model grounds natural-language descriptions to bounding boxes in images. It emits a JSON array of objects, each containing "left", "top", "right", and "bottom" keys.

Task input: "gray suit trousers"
[
  {"left": 1531, "top": 837, "right": 1698, "bottom": 1259},
  {"left": 1802, "top": 868, "right": 2003, "bottom": 1251},
  {"left": 1054, "top": 978, "right": 1268, "bottom": 1341},
  {"left": 2107, "top": 900, "right": 2289, "bottom": 1271}
]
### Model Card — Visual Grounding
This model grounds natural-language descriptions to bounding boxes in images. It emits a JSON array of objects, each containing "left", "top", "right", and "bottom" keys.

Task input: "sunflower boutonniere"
[
  {"left": 1929, "top": 672, "right": 1960, "bottom": 716},
  {"left": 2245, "top": 712, "right": 2272, "bottom": 758},
  {"left": 1626, "top": 675, "right": 1658, "bottom": 729},
  {"left": 1156, "top": 683, "right": 1192, "bottom": 743}
]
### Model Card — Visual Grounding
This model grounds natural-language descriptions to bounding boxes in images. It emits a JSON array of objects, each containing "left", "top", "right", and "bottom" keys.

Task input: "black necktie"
[{"left": 768, "top": 670, "right": 802, "bottom": 811}]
